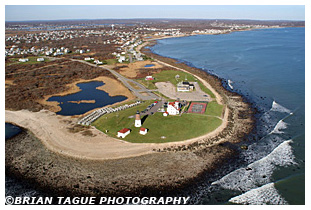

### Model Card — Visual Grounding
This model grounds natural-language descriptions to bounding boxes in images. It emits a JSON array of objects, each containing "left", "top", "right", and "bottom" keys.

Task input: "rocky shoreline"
[
  {"left": 6, "top": 129, "right": 237, "bottom": 199},
  {"left": 5, "top": 39, "right": 256, "bottom": 202}
]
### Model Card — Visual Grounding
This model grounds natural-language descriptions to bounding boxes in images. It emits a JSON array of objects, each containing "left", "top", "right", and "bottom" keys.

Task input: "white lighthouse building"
[{"left": 134, "top": 111, "right": 141, "bottom": 127}]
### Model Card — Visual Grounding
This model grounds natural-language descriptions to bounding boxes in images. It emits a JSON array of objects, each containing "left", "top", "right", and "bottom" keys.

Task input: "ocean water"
[{"left": 151, "top": 27, "right": 305, "bottom": 204}]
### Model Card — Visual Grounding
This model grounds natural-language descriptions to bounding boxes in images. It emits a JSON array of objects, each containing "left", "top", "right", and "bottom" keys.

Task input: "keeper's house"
[
  {"left": 167, "top": 101, "right": 181, "bottom": 115},
  {"left": 177, "top": 81, "right": 194, "bottom": 92},
  {"left": 117, "top": 128, "right": 130, "bottom": 138}
]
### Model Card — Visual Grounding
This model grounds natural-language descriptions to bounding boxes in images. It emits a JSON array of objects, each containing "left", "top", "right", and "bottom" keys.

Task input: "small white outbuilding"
[
  {"left": 117, "top": 128, "right": 130, "bottom": 138},
  {"left": 139, "top": 127, "right": 148, "bottom": 135}
]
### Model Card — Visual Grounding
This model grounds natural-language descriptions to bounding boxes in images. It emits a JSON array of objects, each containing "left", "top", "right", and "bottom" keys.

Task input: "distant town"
[{"left": 5, "top": 19, "right": 304, "bottom": 63}]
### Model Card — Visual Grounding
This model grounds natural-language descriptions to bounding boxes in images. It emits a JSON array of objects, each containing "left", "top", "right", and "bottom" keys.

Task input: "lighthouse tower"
[{"left": 135, "top": 110, "right": 141, "bottom": 127}]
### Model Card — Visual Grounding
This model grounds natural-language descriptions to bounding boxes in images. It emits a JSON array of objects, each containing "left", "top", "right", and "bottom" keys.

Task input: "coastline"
[
  {"left": 6, "top": 128, "right": 237, "bottom": 199},
  {"left": 5, "top": 35, "right": 256, "bottom": 199}
]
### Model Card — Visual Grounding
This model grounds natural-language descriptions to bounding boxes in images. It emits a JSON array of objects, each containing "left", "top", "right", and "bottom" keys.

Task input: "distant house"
[
  {"left": 79, "top": 49, "right": 85, "bottom": 54},
  {"left": 139, "top": 127, "right": 148, "bottom": 135},
  {"left": 118, "top": 56, "right": 126, "bottom": 63},
  {"left": 37, "top": 58, "right": 44, "bottom": 62},
  {"left": 19, "top": 58, "right": 29, "bottom": 62},
  {"left": 117, "top": 128, "right": 130, "bottom": 138},
  {"left": 145, "top": 76, "right": 154, "bottom": 81},
  {"left": 94, "top": 60, "right": 103, "bottom": 65},
  {"left": 53, "top": 52, "right": 63, "bottom": 56},
  {"left": 177, "top": 81, "right": 194, "bottom": 92},
  {"left": 167, "top": 101, "right": 180, "bottom": 115}
]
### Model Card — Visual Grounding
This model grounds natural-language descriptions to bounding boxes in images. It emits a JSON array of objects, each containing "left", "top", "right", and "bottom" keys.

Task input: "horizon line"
[{"left": 5, "top": 17, "right": 306, "bottom": 23}]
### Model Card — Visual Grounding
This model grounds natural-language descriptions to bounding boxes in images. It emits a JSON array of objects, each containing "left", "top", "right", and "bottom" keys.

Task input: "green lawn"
[
  {"left": 92, "top": 104, "right": 222, "bottom": 143},
  {"left": 205, "top": 101, "right": 224, "bottom": 117},
  {"left": 105, "top": 59, "right": 118, "bottom": 65},
  {"left": 137, "top": 70, "right": 215, "bottom": 98},
  {"left": 197, "top": 81, "right": 216, "bottom": 98}
]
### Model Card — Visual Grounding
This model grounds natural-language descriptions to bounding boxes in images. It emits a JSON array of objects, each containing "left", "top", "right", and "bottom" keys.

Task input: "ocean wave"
[
  {"left": 270, "top": 120, "right": 288, "bottom": 134},
  {"left": 255, "top": 101, "right": 293, "bottom": 137},
  {"left": 229, "top": 183, "right": 288, "bottom": 205},
  {"left": 270, "top": 100, "right": 292, "bottom": 114},
  {"left": 212, "top": 140, "right": 296, "bottom": 192},
  {"left": 228, "top": 80, "right": 234, "bottom": 90}
]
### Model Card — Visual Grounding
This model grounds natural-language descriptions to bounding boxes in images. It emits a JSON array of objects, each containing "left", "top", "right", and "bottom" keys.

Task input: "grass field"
[
  {"left": 92, "top": 100, "right": 222, "bottom": 143},
  {"left": 197, "top": 81, "right": 216, "bottom": 98},
  {"left": 105, "top": 59, "right": 118, "bottom": 65},
  {"left": 205, "top": 101, "right": 224, "bottom": 117},
  {"left": 137, "top": 70, "right": 215, "bottom": 98}
]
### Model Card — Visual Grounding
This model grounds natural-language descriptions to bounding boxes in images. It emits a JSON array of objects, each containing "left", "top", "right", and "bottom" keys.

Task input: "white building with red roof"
[
  {"left": 117, "top": 128, "right": 130, "bottom": 138},
  {"left": 139, "top": 127, "right": 148, "bottom": 135},
  {"left": 145, "top": 76, "right": 154, "bottom": 80},
  {"left": 167, "top": 101, "right": 180, "bottom": 115}
]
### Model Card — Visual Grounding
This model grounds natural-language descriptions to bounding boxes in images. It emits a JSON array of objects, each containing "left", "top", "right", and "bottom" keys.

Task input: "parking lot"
[
  {"left": 141, "top": 100, "right": 164, "bottom": 116},
  {"left": 155, "top": 82, "right": 211, "bottom": 102}
]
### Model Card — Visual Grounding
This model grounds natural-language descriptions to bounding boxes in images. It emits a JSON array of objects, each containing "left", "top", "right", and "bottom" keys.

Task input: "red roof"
[
  {"left": 168, "top": 102, "right": 175, "bottom": 106},
  {"left": 118, "top": 128, "right": 130, "bottom": 133},
  {"left": 140, "top": 127, "right": 146, "bottom": 131}
]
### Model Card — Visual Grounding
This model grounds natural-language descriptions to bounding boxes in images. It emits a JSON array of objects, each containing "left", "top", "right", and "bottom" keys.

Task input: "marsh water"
[{"left": 47, "top": 81, "right": 127, "bottom": 116}]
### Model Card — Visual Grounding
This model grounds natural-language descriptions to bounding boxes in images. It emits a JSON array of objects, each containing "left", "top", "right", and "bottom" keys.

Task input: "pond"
[
  {"left": 144, "top": 64, "right": 155, "bottom": 68},
  {"left": 47, "top": 81, "right": 127, "bottom": 116},
  {"left": 5, "top": 123, "right": 22, "bottom": 139}
]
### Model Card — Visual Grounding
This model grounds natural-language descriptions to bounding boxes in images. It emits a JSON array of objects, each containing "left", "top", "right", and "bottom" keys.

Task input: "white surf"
[
  {"left": 228, "top": 80, "right": 233, "bottom": 89},
  {"left": 270, "top": 100, "right": 291, "bottom": 114},
  {"left": 229, "top": 182, "right": 288, "bottom": 205},
  {"left": 212, "top": 140, "right": 296, "bottom": 193},
  {"left": 270, "top": 120, "right": 289, "bottom": 134}
]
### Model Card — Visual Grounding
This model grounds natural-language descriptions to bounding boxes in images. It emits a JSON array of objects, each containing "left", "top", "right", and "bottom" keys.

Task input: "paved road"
[{"left": 71, "top": 59, "right": 159, "bottom": 100}]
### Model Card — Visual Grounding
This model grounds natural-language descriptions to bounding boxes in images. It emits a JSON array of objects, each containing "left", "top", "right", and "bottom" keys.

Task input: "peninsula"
[{"left": 6, "top": 18, "right": 291, "bottom": 199}]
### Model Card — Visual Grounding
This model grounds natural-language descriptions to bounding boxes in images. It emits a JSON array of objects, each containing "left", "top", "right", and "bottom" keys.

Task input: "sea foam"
[
  {"left": 228, "top": 80, "right": 234, "bottom": 89},
  {"left": 212, "top": 140, "right": 296, "bottom": 192},
  {"left": 229, "top": 183, "right": 288, "bottom": 205},
  {"left": 270, "top": 120, "right": 288, "bottom": 134},
  {"left": 270, "top": 100, "right": 291, "bottom": 114}
]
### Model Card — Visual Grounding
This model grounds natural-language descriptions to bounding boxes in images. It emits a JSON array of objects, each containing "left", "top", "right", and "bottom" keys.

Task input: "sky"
[{"left": 5, "top": 5, "right": 305, "bottom": 21}]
